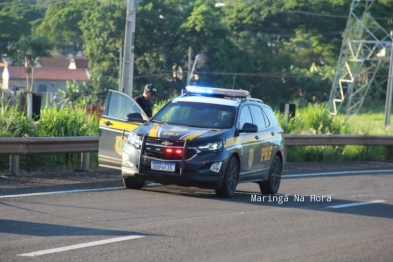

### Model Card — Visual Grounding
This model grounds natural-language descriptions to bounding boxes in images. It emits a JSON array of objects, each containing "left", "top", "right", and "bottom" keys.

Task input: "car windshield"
[{"left": 152, "top": 101, "right": 236, "bottom": 129}]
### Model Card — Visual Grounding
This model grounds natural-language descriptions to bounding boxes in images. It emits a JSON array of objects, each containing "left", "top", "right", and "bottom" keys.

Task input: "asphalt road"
[{"left": 1, "top": 162, "right": 393, "bottom": 262}]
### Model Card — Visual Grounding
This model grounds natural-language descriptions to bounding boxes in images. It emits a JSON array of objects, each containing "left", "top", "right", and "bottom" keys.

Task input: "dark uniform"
[
  {"left": 134, "top": 83, "right": 157, "bottom": 118},
  {"left": 135, "top": 95, "right": 153, "bottom": 118}
]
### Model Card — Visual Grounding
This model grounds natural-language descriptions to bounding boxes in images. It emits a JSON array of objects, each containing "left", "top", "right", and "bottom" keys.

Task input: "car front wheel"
[
  {"left": 215, "top": 156, "right": 239, "bottom": 198},
  {"left": 259, "top": 155, "right": 282, "bottom": 195}
]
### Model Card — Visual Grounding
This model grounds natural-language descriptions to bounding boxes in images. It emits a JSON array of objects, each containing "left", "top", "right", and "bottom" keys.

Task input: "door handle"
[
  {"left": 271, "top": 132, "right": 275, "bottom": 136},
  {"left": 104, "top": 121, "right": 113, "bottom": 126},
  {"left": 255, "top": 135, "right": 259, "bottom": 140}
]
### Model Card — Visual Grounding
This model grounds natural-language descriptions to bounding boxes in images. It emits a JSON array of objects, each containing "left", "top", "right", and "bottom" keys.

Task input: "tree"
[
  {"left": 57, "top": 80, "right": 82, "bottom": 107},
  {"left": 7, "top": 35, "right": 52, "bottom": 119},
  {"left": 78, "top": 0, "right": 126, "bottom": 76},
  {"left": 0, "top": 1, "right": 45, "bottom": 57},
  {"left": 35, "top": 0, "right": 96, "bottom": 50}
]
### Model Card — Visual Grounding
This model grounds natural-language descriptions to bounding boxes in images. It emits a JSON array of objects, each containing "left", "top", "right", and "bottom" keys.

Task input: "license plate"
[{"left": 151, "top": 161, "right": 175, "bottom": 172}]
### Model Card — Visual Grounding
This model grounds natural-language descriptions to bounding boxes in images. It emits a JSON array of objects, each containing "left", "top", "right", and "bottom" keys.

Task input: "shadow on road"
[{"left": 0, "top": 218, "right": 157, "bottom": 237}]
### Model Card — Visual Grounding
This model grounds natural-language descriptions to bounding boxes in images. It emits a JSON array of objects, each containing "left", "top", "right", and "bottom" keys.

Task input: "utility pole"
[
  {"left": 25, "top": 57, "right": 32, "bottom": 120},
  {"left": 384, "top": 30, "right": 393, "bottom": 127},
  {"left": 121, "top": 0, "right": 136, "bottom": 97},
  {"left": 119, "top": 46, "right": 122, "bottom": 92},
  {"left": 189, "top": 54, "right": 201, "bottom": 85},
  {"left": 187, "top": 46, "right": 192, "bottom": 86}
]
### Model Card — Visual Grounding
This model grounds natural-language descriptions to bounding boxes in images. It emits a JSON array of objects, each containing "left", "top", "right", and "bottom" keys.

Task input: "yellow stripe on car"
[
  {"left": 100, "top": 117, "right": 139, "bottom": 132},
  {"left": 149, "top": 125, "right": 160, "bottom": 137},
  {"left": 182, "top": 131, "right": 208, "bottom": 141}
]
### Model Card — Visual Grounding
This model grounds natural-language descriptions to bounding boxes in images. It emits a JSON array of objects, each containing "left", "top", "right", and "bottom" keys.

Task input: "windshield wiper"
[
  {"left": 151, "top": 120, "right": 167, "bottom": 125},
  {"left": 185, "top": 124, "right": 204, "bottom": 128}
]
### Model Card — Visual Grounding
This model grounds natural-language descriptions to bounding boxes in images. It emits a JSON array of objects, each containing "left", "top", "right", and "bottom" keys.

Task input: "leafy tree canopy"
[{"left": 0, "top": 0, "right": 45, "bottom": 56}]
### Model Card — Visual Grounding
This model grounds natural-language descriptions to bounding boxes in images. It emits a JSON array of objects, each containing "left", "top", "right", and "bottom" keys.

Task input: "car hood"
[{"left": 134, "top": 122, "right": 232, "bottom": 141}]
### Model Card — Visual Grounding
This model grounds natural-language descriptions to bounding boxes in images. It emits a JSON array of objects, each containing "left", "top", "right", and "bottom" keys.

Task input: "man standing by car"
[{"left": 134, "top": 84, "right": 157, "bottom": 118}]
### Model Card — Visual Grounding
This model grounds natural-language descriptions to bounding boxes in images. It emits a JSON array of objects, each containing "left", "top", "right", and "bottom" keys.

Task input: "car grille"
[{"left": 143, "top": 137, "right": 197, "bottom": 160}]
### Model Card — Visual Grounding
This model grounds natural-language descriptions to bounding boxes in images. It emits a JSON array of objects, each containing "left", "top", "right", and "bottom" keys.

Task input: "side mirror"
[
  {"left": 239, "top": 123, "right": 258, "bottom": 133},
  {"left": 126, "top": 113, "right": 144, "bottom": 122}
]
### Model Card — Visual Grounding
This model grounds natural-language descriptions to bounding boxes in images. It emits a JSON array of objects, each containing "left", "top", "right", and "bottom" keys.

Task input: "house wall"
[
  {"left": 32, "top": 80, "right": 67, "bottom": 94},
  {"left": 2, "top": 66, "right": 9, "bottom": 89}
]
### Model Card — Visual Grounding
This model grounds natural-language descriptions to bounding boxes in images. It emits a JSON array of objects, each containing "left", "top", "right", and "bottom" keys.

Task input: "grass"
[
  {"left": 277, "top": 103, "right": 393, "bottom": 162},
  {"left": 336, "top": 113, "right": 392, "bottom": 135}
]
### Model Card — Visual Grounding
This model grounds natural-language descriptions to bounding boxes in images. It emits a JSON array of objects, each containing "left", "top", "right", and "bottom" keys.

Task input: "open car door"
[{"left": 99, "top": 90, "right": 148, "bottom": 169}]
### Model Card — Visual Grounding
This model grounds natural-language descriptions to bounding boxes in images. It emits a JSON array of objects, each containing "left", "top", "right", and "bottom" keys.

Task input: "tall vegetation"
[{"left": 0, "top": 105, "right": 99, "bottom": 174}]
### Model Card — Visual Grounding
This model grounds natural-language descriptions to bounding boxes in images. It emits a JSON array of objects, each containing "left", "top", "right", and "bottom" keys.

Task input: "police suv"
[{"left": 98, "top": 86, "right": 285, "bottom": 198}]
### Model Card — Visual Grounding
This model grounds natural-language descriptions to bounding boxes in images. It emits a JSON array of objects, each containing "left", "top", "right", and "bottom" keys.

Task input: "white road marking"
[
  {"left": 1, "top": 169, "right": 392, "bottom": 199},
  {"left": 348, "top": 194, "right": 393, "bottom": 199},
  {"left": 0, "top": 187, "right": 123, "bottom": 199},
  {"left": 17, "top": 235, "right": 145, "bottom": 257},
  {"left": 0, "top": 183, "right": 165, "bottom": 199},
  {"left": 326, "top": 200, "right": 386, "bottom": 209},
  {"left": 282, "top": 169, "right": 393, "bottom": 178}
]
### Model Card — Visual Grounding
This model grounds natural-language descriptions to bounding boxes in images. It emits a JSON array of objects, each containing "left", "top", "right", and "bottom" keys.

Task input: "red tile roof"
[
  {"left": 73, "top": 57, "right": 89, "bottom": 68},
  {"left": 7, "top": 66, "right": 89, "bottom": 81},
  {"left": 38, "top": 56, "right": 89, "bottom": 69},
  {"left": 39, "top": 56, "right": 70, "bottom": 68}
]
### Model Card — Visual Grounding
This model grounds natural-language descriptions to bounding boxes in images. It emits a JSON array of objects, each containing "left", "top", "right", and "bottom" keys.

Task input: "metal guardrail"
[
  {"left": 0, "top": 137, "right": 99, "bottom": 155},
  {"left": 284, "top": 134, "right": 393, "bottom": 146},
  {"left": 283, "top": 134, "right": 393, "bottom": 163},
  {"left": 0, "top": 137, "right": 99, "bottom": 175},
  {"left": 1, "top": 135, "right": 392, "bottom": 176}
]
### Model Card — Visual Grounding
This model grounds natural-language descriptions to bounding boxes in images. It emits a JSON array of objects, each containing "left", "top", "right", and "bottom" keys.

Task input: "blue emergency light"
[{"left": 185, "top": 86, "right": 250, "bottom": 98}]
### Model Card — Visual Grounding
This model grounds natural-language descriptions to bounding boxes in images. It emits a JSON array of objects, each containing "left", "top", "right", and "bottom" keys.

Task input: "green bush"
[
  {"left": 0, "top": 105, "right": 37, "bottom": 137},
  {"left": 0, "top": 105, "right": 99, "bottom": 174},
  {"left": 277, "top": 103, "right": 349, "bottom": 135}
]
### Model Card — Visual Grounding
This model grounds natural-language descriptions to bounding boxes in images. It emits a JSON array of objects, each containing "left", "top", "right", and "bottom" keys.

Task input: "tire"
[
  {"left": 215, "top": 156, "right": 239, "bottom": 198},
  {"left": 123, "top": 177, "right": 145, "bottom": 189},
  {"left": 259, "top": 155, "right": 282, "bottom": 195}
]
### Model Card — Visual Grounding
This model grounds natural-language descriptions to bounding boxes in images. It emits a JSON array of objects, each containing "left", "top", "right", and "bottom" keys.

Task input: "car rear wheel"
[
  {"left": 123, "top": 177, "right": 145, "bottom": 189},
  {"left": 215, "top": 156, "right": 239, "bottom": 198},
  {"left": 259, "top": 155, "right": 282, "bottom": 195}
]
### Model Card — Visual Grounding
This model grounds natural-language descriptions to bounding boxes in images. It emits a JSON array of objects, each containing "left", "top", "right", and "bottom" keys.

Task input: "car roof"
[{"left": 172, "top": 95, "right": 241, "bottom": 107}]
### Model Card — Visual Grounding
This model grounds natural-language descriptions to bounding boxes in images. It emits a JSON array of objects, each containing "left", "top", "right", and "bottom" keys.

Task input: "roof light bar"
[{"left": 185, "top": 86, "right": 250, "bottom": 98}]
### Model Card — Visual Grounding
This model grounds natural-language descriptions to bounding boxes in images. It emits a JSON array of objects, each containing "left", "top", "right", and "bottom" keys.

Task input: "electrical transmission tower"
[{"left": 328, "top": 0, "right": 392, "bottom": 119}]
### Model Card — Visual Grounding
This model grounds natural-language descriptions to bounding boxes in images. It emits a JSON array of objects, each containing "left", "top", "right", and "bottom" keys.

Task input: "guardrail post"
[
  {"left": 81, "top": 152, "right": 90, "bottom": 171},
  {"left": 10, "top": 155, "right": 20, "bottom": 176}
]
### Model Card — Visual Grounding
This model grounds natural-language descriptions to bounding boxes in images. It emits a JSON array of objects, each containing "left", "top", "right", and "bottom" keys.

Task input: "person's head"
[{"left": 143, "top": 83, "right": 157, "bottom": 101}]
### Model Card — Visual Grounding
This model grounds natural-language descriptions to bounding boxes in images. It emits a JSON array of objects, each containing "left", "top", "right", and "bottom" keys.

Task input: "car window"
[
  {"left": 107, "top": 92, "right": 144, "bottom": 120},
  {"left": 249, "top": 105, "right": 267, "bottom": 129},
  {"left": 238, "top": 106, "right": 253, "bottom": 129},
  {"left": 263, "top": 106, "right": 277, "bottom": 126},
  {"left": 153, "top": 101, "right": 236, "bottom": 128},
  {"left": 262, "top": 110, "right": 271, "bottom": 127}
]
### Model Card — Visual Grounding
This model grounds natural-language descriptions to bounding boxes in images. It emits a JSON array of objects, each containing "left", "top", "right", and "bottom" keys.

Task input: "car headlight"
[
  {"left": 197, "top": 141, "right": 223, "bottom": 152},
  {"left": 127, "top": 132, "right": 142, "bottom": 149}
]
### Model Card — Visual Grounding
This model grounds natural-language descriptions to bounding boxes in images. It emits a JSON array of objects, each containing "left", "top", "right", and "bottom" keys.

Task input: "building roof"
[
  {"left": 7, "top": 66, "right": 90, "bottom": 81},
  {"left": 73, "top": 57, "right": 89, "bottom": 69},
  {"left": 38, "top": 56, "right": 89, "bottom": 69},
  {"left": 39, "top": 56, "right": 70, "bottom": 68}
]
